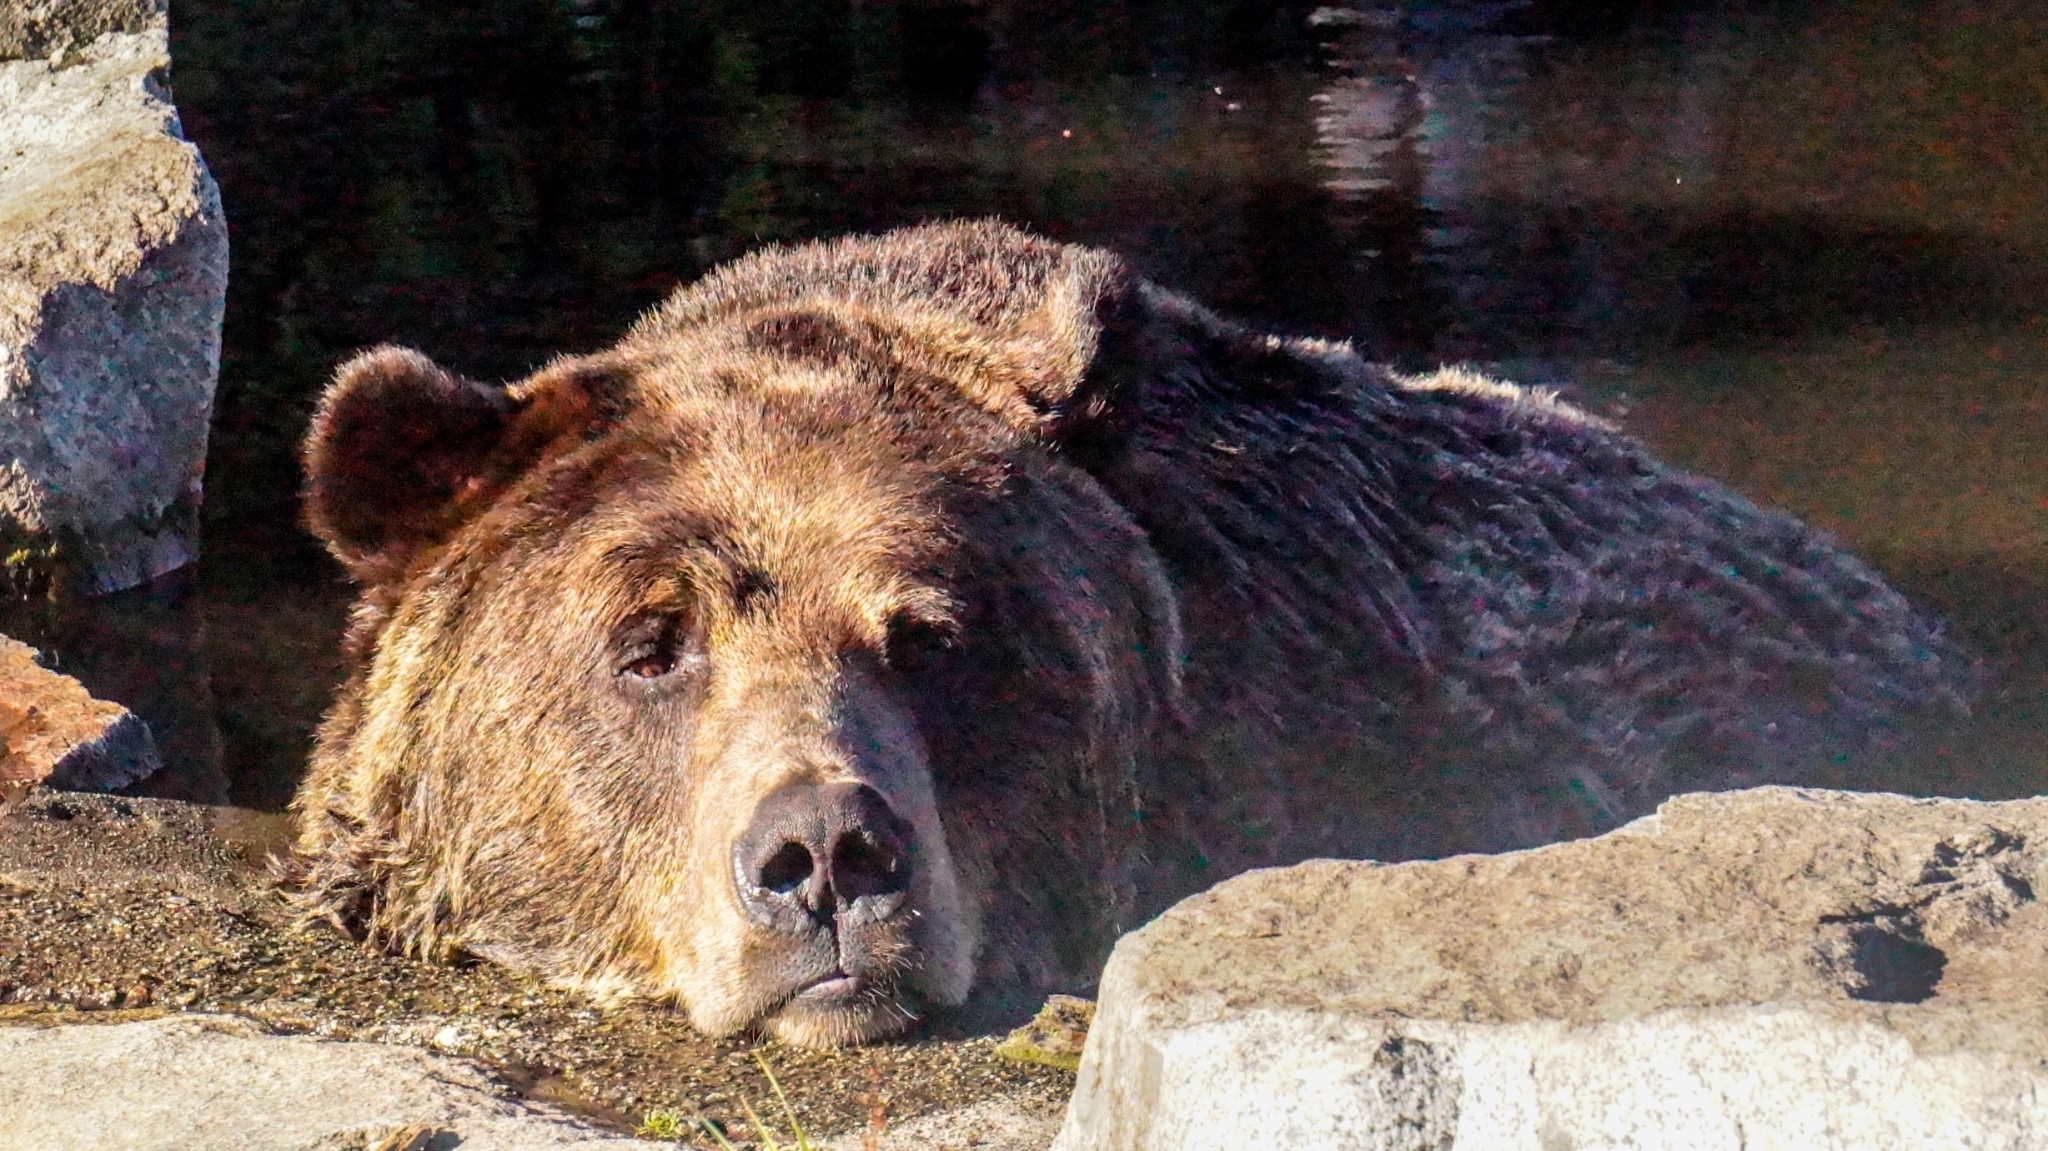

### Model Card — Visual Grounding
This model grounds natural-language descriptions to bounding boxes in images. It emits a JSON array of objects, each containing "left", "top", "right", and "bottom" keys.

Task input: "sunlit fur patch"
[{"left": 1392, "top": 364, "right": 1617, "bottom": 430}]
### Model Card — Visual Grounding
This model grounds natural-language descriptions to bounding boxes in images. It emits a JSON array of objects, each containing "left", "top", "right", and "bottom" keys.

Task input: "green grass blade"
[{"left": 753, "top": 1051, "right": 811, "bottom": 1149}]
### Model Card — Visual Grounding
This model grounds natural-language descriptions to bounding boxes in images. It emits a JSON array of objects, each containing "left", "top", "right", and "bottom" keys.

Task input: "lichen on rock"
[{"left": 995, "top": 995, "right": 1096, "bottom": 1073}]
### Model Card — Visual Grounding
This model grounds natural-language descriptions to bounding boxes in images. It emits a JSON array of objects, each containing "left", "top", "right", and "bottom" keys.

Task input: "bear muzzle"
[{"left": 729, "top": 780, "right": 940, "bottom": 1044}]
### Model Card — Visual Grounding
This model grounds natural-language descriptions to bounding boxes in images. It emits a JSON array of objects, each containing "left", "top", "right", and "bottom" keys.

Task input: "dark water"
[{"left": 18, "top": 0, "right": 2043, "bottom": 809}]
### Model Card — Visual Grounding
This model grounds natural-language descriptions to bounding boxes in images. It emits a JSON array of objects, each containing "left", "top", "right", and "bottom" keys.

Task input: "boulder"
[
  {"left": 0, "top": 1013, "right": 662, "bottom": 1151},
  {"left": 818, "top": 1098, "right": 1061, "bottom": 1151},
  {"left": 0, "top": 0, "right": 228, "bottom": 594},
  {"left": 0, "top": 633, "right": 157, "bottom": 791},
  {"left": 1054, "top": 788, "right": 2048, "bottom": 1151},
  {"left": 0, "top": 1, "right": 162, "bottom": 63}
]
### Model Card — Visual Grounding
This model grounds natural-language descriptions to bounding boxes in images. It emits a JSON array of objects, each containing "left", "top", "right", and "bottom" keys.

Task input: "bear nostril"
[
  {"left": 758, "top": 842, "right": 815, "bottom": 896},
  {"left": 832, "top": 830, "right": 906, "bottom": 903},
  {"left": 735, "top": 781, "right": 917, "bottom": 932}
]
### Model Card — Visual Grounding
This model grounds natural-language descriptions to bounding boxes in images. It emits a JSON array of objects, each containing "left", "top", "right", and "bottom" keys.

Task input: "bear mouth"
[
  {"left": 731, "top": 895, "right": 940, "bottom": 1046},
  {"left": 763, "top": 967, "right": 923, "bottom": 1046},
  {"left": 794, "top": 968, "right": 868, "bottom": 1002}
]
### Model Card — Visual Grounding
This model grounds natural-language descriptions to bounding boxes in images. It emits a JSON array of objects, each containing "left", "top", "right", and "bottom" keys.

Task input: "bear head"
[{"left": 291, "top": 223, "right": 1185, "bottom": 1046}]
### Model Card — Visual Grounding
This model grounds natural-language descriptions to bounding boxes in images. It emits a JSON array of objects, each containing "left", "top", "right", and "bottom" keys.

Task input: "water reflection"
[
  {"left": 1310, "top": 0, "right": 1546, "bottom": 352},
  {"left": 1310, "top": 0, "right": 2047, "bottom": 357},
  {"left": 24, "top": 0, "right": 2037, "bottom": 807}
]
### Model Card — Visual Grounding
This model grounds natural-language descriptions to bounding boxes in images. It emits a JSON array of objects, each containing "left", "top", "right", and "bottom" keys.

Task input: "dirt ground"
[{"left": 0, "top": 790, "right": 1073, "bottom": 1147}]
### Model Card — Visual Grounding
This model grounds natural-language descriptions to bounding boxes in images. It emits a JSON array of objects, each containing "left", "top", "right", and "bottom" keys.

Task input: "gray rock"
[
  {"left": 1054, "top": 788, "right": 2048, "bottom": 1151},
  {"left": 0, "top": 1013, "right": 666, "bottom": 1151},
  {"left": 0, "top": 5, "right": 228, "bottom": 594},
  {"left": 1, "top": 633, "right": 157, "bottom": 791},
  {"left": 820, "top": 1098, "right": 1061, "bottom": 1151},
  {"left": 0, "top": 0, "right": 162, "bottom": 64}
]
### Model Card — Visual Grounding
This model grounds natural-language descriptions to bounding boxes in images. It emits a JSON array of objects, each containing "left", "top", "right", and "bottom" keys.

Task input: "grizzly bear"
[{"left": 291, "top": 221, "right": 1973, "bottom": 1047}]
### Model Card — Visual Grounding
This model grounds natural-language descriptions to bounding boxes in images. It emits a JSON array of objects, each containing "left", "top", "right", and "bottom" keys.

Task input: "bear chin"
[{"left": 757, "top": 979, "right": 925, "bottom": 1047}]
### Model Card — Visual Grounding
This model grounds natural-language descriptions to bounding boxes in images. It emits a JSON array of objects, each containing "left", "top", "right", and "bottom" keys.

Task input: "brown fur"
[{"left": 292, "top": 221, "right": 1972, "bottom": 1046}]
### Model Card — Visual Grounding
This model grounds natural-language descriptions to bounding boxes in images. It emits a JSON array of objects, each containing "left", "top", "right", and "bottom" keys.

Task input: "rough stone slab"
[
  {"left": 819, "top": 1098, "right": 1060, "bottom": 1151},
  {"left": 0, "top": 1013, "right": 666, "bottom": 1151},
  {"left": 1054, "top": 788, "right": 2048, "bottom": 1151},
  {"left": 0, "top": 0, "right": 161, "bottom": 63},
  {"left": 1, "top": 633, "right": 157, "bottom": 791},
  {"left": 0, "top": 7, "right": 228, "bottom": 593}
]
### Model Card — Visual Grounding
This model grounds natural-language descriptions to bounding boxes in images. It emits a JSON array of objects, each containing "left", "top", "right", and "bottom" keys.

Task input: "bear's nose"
[{"left": 734, "top": 781, "right": 913, "bottom": 932}]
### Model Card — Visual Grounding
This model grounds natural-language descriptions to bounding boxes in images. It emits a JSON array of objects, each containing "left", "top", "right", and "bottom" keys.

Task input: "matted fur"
[{"left": 291, "top": 221, "right": 1974, "bottom": 1046}]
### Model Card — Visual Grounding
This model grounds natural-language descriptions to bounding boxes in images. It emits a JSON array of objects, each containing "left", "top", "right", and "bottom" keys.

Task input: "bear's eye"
[
  {"left": 612, "top": 611, "right": 706, "bottom": 692},
  {"left": 885, "top": 615, "right": 957, "bottom": 677},
  {"left": 623, "top": 652, "right": 677, "bottom": 679}
]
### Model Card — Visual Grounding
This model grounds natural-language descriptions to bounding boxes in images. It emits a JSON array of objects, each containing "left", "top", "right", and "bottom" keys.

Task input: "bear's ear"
[
  {"left": 1036, "top": 277, "right": 1186, "bottom": 464},
  {"left": 303, "top": 346, "right": 617, "bottom": 585},
  {"left": 1048, "top": 277, "right": 1352, "bottom": 466}
]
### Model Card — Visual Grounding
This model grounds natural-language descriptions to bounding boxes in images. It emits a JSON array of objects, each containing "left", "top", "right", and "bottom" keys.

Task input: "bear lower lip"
[
  {"left": 795, "top": 971, "right": 866, "bottom": 1002},
  {"left": 764, "top": 974, "right": 923, "bottom": 1047}
]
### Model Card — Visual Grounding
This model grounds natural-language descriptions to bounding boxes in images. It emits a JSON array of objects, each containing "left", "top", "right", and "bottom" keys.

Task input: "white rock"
[
  {"left": 0, "top": 1013, "right": 664, "bottom": 1151},
  {"left": 1055, "top": 788, "right": 2048, "bottom": 1151},
  {"left": 0, "top": 5, "right": 228, "bottom": 594}
]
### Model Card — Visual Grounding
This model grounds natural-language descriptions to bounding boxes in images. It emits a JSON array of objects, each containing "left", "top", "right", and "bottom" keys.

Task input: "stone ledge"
[
  {"left": 0, "top": 9, "right": 228, "bottom": 594},
  {"left": 1055, "top": 788, "right": 2048, "bottom": 1150},
  {"left": 0, "top": 1013, "right": 664, "bottom": 1151}
]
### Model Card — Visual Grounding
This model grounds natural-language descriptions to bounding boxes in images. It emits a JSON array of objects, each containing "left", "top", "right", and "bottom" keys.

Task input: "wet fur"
[{"left": 291, "top": 221, "right": 1974, "bottom": 1044}]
